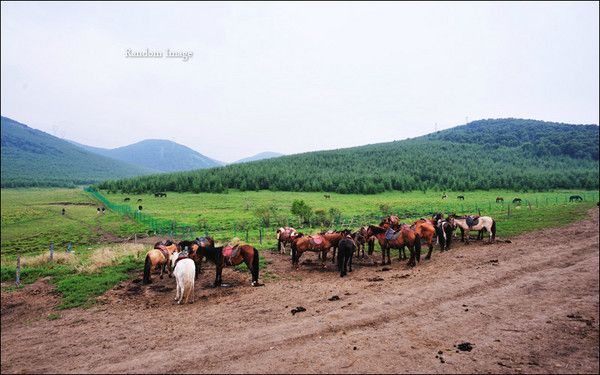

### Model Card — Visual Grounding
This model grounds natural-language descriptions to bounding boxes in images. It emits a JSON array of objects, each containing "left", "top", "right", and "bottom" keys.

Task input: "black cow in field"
[
  {"left": 569, "top": 195, "right": 583, "bottom": 202},
  {"left": 154, "top": 192, "right": 167, "bottom": 197},
  {"left": 457, "top": 195, "right": 465, "bottom": 200},
  {"left": 124, "top": 197, "right": 130, "bottom": 202},
  {"left": 512, "top": 197, "right": 522, "bottom": 204}
]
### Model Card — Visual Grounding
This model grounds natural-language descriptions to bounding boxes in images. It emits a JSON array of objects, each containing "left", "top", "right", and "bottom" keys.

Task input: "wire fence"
[{"left": 84, "top": 187, "right": 599, "bottom": 244}]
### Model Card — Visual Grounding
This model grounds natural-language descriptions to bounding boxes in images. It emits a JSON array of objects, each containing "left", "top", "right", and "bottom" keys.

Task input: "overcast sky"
[{"left": 1, "top": 1, "right": 598, "bottom": 163}]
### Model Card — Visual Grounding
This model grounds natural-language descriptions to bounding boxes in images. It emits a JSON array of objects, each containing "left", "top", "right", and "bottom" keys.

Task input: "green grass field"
[{"left": 1, "top": 187, "right": 598, "bottom": 310}]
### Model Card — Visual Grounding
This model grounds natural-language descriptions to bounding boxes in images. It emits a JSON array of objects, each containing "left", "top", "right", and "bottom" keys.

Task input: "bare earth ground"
[{"left": 2, "top": 208, "right": 599, "bottom": 374}]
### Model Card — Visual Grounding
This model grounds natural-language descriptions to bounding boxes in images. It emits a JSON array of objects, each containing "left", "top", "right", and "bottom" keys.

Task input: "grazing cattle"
[
  {"left": 457, "top": 195, "right": 465, "bottom": 200},
  {"left": 61, "top": 208, "right": 65, "bottom": 215},
  {"left": 169, "top": 250, "right": 196, "bottom": 304},
  {"left": 569, "top": 195, "right": 583, "bottom": 202},
  {"left": 442, "top": 193, "right": 448, "bottom": 199},
  {"left": 337, "top": 236, "right": 356, "bottom": 277},
  {"left": 138, "top": 205, "right": 143, "bottom": 211},
  {"left": 154, "top": 192, "right": 167, "bottom": 197},
  {"left": 324, "top": 194, "right": 331, "bottom": 199},
  {"left": 124, "top": 197, "right": 130, "bottom": 202},
  {"left": 496, "top": 197, "right": 504, "bottom": 203},
  {"left": 97, "top": 207, "right": 101, "bottom": 214},
  {"left": 137, "top": 198, "right": 142, "bottom": 202},
  {"left": 512, "top": 197, "right": 522, "bottom": 204}
]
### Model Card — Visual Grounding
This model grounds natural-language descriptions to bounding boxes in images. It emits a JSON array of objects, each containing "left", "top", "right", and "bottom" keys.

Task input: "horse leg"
[
  {"left": 213, "top": 265, "right": 223, "bottom": 287},
  {"left": 332, "top": 246, "right": 337, "bottom": 264},
  {"left": 321, "top": 249, "right": 328, "bottom": 269},
  {"left": 407, "top": 246, "right": 416, "bottom": 267},
  {"left": 425, "top": 242, "right": 433, "bottom": 260},
  {"left": 348, "top": 250, "right": 353, "bottom": 272}
]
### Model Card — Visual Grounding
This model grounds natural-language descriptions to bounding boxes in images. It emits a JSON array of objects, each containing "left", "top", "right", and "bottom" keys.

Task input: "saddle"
[
  {"left": 174, "top": 254, "right": 190, "bottom": 268},
  {"left": 309, "top": 235, "right": 324, "bottom": 247},
  {"left": 222, "top": 245, "right": 241, "bottom": 266},
  {"left": 155, "top": 245, "right": 170, "bottom": 260},
  {"left": 385, "top": 228, "right": 402, "bottom": 241},
  {"left": 466, "top": 216, "right": 480, "bottom": 228},
  {"left": 194, "top": 237, "right": 210, "bottom": 247}
]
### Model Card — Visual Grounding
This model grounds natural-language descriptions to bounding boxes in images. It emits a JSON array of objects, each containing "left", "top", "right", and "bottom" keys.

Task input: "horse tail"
[
  {"left": 143, "top": 254, "right": 152, "bottom": 284},
  {"left": 414, "top": 233, "right": 422, "bottom": 262},
  {"left": 491, "top": 220, "right": 496, "bottom": 241},
  {"left": 252, "top": 247, "right": 260, "bottom": 284}
]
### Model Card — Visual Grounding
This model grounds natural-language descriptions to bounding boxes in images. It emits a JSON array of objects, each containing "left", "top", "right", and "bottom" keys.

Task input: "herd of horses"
[
  {"left": 142, "top": 211, "right": 497, "bottom": 305},
  {"left": 277, "top": 212, "right": 496, "bottom": 274}
]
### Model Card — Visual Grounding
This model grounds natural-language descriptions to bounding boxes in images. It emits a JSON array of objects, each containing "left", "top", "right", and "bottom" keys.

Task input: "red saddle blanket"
[
  {"left": 310, "top": 236, "right": 323, "bottom": 246},
  {"left": 223, "top": 245, "right": 240, "bottom": 258}
]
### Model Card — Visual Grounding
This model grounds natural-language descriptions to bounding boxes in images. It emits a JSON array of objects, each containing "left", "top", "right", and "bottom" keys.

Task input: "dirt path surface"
[{"left": 2, "top": 208, "right": 599, "bottom": 374}]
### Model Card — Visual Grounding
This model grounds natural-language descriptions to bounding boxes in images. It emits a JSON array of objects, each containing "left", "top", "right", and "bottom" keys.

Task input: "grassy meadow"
[{"left": 1, "top": 187, "right": 598, "bottom": 310}]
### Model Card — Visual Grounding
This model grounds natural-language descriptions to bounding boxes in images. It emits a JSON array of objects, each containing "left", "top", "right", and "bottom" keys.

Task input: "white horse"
[
  {"left": 449, "top": 215, "right": 496, "bottom": 244},
  {"left": 169, "top": 251, "right": 196, "bottom": 304}
]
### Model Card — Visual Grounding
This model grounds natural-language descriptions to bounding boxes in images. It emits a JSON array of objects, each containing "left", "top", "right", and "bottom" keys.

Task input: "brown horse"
[
  {"left": 353, "top": 226, "right": 374, "bottom": 258},
  {"left": 197, "top": 242, "right": 261, "bottom": 287},
  {"left": 290, "top": 234, "right": 332, "bottom": 270},
  {"left": 321, "top": 229, "right": 351, "bottom": 263},
  {"left": 276, "top": 227, "right": 299, "bottom": 254},
  {"left": 143, "top": 240, "right": 177, "bottom": 284},
  {"left": 413, "top": 219, "right": 436, "bottom": 260},
  {"left": 367, "top": 225, "right": 421, "bottom": 267}
]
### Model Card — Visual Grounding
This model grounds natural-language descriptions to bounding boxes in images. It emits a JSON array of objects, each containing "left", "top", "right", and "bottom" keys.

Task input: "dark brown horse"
[
  {"left": 143, "top": 240, "right": 177, "bottom": 284},
  {"left": 367, "top": 225, "right": 421, "bottom": 267},
  {"left": 337, "top": 236, "right": 356, "bottom": 277},
  {"left": 379, "top": 215, "right": 400, "bottom": 229},
  {"left": 413, "top": 219, "right": 436, "bottom": 260},
  {"left": 196, "top": 242, "right": 261, "bottom": 287},
  {"left": 321, "top": 229, "right": 351, "bottom": 263},
  {"left": 290, "top": 234, "right": 332, "bottom": 270},
  {"left": 177, "top": 237, "right": 215, "bottom": 280},
  {"left": 276, "top": 227, "right": 299, "bottom": 254}
]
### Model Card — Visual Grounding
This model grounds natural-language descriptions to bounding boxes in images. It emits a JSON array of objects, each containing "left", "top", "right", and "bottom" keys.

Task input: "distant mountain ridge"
[
  {"left": 232, "top": 151, "right": 284, "bottom": 164},
  {"left": 69, "top": 139, "right": 224, "bottom": 173},
  {"left": 0, "top": 116, "right": 153, "bottom": 187},
  {"left": 98, "top": 118, "right": 599, "bottom": 194}
]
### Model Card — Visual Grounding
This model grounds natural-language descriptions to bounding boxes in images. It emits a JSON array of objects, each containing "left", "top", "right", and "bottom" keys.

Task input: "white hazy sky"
[{"left": 1, "top": 1, "right": 599, "bottom": 163}]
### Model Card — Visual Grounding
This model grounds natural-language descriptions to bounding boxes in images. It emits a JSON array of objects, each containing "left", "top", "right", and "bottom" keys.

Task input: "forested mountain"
[
  {"left": 0, "top": 116, "right": 153, "bottom": 187},
  {"left": 70, "top": 139, "right": 224, "bottom": 172},
  {"left": 233, "top": 151, "right": 284, "bottom": 164},
  {"left": 97, "top": 118, "right": 599, "bottom": 194}
]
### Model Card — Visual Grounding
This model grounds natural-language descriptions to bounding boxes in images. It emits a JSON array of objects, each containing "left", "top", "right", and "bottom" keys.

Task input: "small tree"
[
  {"left": 328, "top": 207, "right": 342, "bottom": 224},
  {"left": 254, "top": 206, "right": 271, "bottom": 227},
  {"left": 291, "top": 200, "right": 312, "bottom": 225}
]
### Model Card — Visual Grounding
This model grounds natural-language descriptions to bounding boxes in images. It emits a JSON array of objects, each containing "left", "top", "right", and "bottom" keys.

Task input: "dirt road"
[{"left": 2, "top": 208, "right": 598, "bottom": 373}]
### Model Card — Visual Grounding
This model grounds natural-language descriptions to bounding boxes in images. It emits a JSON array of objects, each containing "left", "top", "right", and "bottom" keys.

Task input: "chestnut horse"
[
  {"left": 143, "top": 240, "right": 177, "bottom": 284},
  {"left": 380, "top": 215, "right": 400, "bottom": 229},
  {"left": 290, "top": 234, "right": 332, "bottom": 270},
  {"left": 367, "top": 225, "right": 421, "bottom": 267},
  {"left": 413, "top": 219, "right": 436, "bottom": 260},
  {"left": 196, "top": 243, "right": 261, "bottom": 287},
  {"left": 276, "top": 227, "right": 299, "bottom": 255}
]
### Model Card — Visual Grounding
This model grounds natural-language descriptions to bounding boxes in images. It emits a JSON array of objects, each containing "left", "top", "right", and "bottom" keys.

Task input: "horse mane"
[{"left": 177, "top": 240, "right": 195, "bottom": 251}]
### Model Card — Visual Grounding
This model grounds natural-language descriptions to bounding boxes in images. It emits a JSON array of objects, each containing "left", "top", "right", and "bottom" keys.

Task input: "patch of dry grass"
[
  {"left": 78, "top": 244, "right": 146, "bottom": 273},
  {"left": 20, "top": 252, "right": 78, "bottom": 267}
]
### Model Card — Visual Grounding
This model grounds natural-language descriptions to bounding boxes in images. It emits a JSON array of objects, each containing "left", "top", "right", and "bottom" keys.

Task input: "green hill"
[
  {"left": 69, "top": 139, "right": 223, "bottom": 172},
  {"left": 97, "top": 118, "right": 599, "bottom": 194},
  {"left": 0, "top": 116, "right": 153, "bottom": 187}
]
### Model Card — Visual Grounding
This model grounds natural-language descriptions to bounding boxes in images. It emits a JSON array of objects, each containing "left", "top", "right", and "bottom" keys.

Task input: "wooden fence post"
[
  {"left": 49, "top": 243, "right": 54, "bottom": 261},
  {"left": 16, "top": 255, "right": 21, "bottom": 287}
]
